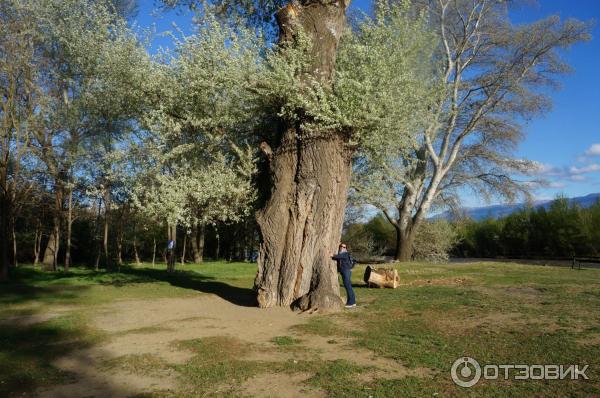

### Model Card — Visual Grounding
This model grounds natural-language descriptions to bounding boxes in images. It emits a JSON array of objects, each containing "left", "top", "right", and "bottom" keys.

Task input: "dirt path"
[{"left": 34, "top": 295, "right": 429, "bottom": 397}]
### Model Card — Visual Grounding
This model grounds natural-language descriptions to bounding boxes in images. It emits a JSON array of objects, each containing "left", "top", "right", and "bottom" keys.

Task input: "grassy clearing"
[
  {"left": 1, "top": 261, "right": 600, "bottom": 397},
  {"left": 344, "top": 263, "right": 600, "bottom": 396}
]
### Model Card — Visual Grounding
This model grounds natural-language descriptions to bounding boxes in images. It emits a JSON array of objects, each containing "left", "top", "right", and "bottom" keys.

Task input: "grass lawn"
[{"left": 1, "top": 261, "right": 599, "bottom": 397}]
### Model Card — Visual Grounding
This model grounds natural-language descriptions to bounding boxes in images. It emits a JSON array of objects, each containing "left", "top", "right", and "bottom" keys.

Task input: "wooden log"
[{"left": 363, "top": 265, "right": 399, "bottom": 289}]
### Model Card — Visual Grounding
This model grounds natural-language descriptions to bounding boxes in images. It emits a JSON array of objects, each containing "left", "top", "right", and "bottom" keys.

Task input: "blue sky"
[{"left": 132, "top": 0, "right": 600, "bottom": 207}]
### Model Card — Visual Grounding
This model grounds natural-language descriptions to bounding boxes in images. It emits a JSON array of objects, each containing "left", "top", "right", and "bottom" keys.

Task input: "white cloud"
[
  {"left": 531, "top": 162, "right": 600, "bottom": 178},
  {"left": 548, "top": 181, "right": 567, "bottom": 188},
  {"left": 584, "top": 143, "right": 600, "bottom": 157},
  {"left": 568, "top": 164, "right": 600, "bottom": 174},
  {"left": 530, "top": 162, "right": 561, "bottom": 176},
  {"left": 529, "top": 159, "right": 599, "bottom": 190}
]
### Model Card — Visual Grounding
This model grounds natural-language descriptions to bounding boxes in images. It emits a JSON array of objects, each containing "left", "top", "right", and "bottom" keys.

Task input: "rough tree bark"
[{"left": 254, "top": 0, "right": 352, "bottom": 311}]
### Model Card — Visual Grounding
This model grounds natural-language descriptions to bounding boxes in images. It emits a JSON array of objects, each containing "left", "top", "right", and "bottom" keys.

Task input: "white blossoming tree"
[{"left": 131, "top": 16, "right": 259, "bottom": 270}]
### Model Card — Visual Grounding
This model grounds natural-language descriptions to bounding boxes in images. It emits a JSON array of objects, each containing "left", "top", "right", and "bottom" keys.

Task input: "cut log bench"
[{"left": 363, "top": 265, "right": 400, "bottom": 288}]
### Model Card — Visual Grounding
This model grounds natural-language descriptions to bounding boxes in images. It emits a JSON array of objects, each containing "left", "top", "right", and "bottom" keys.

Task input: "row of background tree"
[
  {"left": 15, "top": 190, "right": 258, "bottom": 267},
  {"left": 343, "top": 197, "right": 600, "bottom": 261}
]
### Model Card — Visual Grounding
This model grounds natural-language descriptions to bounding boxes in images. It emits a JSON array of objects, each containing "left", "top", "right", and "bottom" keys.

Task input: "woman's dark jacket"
[{"left": 332, "top": 252, "right": 353, "bottom": 271}]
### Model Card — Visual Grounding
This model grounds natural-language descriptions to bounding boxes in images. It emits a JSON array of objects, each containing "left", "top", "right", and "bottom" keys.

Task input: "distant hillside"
[{"left": 434, "top": 193, "right": 600, "bottom": 221}]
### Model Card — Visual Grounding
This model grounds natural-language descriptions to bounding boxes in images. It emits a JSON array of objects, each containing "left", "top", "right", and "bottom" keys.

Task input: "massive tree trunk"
[{"left": 255, "top": 0, "right": 351, "bottom": 312}]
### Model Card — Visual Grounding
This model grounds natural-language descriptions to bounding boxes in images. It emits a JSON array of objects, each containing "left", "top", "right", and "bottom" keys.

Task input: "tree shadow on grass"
[
  {"left": 0, "top": 265, "right": 256, "bottom": 396},
  {"left": 1, "top": 280, "right": 91, "bottom": 308},
  {"left": 119, "top": 267, "right": 258, "bottom": 307},
  {"left": 2, "top": 264, "right": 256, "bottom": 312},
  {"left": 0, "top": 317, "right": 84, "bottom": 396},
  {"left": 0, "top": 310, "right": 169, "bottom": 397}
]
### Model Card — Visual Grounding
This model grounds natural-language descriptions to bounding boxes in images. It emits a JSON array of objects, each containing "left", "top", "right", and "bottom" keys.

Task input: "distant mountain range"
[{"left": 434, "top": 193, "right": 600, "bottom": 221}]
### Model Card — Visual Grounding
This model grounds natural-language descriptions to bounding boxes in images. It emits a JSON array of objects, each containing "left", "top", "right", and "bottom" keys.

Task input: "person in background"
[
  {"left": 167, "top": 239, "right": 175, "bottom": 271},
  {"left": 332, "top": 243, "right": 356, "bottom": 308}
]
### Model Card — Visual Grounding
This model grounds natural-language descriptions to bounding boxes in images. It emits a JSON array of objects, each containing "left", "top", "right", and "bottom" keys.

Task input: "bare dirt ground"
[{"left": 32, "top": 294, "right": 426, "bottom": 397}]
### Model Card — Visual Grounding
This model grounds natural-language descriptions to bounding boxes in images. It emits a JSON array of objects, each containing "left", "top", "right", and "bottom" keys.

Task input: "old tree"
[
  {"left": 252, "top": 1, "right": 352, "bottom": 311},
  {"left": 162, "top": 0, "right": 438, "bottom": 310},
  {"left": 252, "top": 0, "right": 436, "bottom": 310}
]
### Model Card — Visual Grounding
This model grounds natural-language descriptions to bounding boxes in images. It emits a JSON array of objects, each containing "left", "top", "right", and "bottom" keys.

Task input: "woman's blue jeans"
[{"left": 340, "top": 268, "right": 356, "bottom": 305}]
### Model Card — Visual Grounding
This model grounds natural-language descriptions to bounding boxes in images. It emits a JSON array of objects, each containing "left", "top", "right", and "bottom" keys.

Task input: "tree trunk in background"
[
  {"left": 102, "top": 188, "right": 110, "bottom": 268},
  {"left": 33, "top": 219, "right": 42, "bottom": 266},
  {"left": 5, "top": 208, "right": 16, "bottom": 268},
  {"left": 180, "top": 232, "right": 187, "bottom": 265},
  {"left": 133, "top": 232, "right": 141, "bottom": 265},
  {"left": 397, "top": 228, "right": 416, "bottom": 262},
  {"left": 93, "top": 198, "right": 102, "bottom": 271},
  {"left": 152, "top": 237, "right": 156, "bottom": 267},
  {"left": 190, "top": 223, "right": 205, "bottom": 263},
  {"left": 215, "top": 231, "right": 220, "bottom": 260},
  {"left": 11, "top": 223, "right": 17, "bottom": 267},
  {"left": 385, "top": 147, "right": 428, "bottom": 262},
  {"left": 117, "top": 231, "right": 123, "bottom": 266},
  {"left": 42, "top": 220, "right": 59, "bottom": 271},
  {"left": 390, "top": 217, "right": 417, "bottom": 262},
  {"left": 254, "top": 0, "right": 351, "bottom": 311},
  {"left": 43, "top": 190, "right": 62, "bottom": 271},
  {"left": 0, "top": 192, "right": 9, "bottom": 281},
  {"left": 387, "top": 187, "right": 426, "bottom": 262},
  {"left": 65, "top": 186, "right": 73, "bottom": 271}
]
